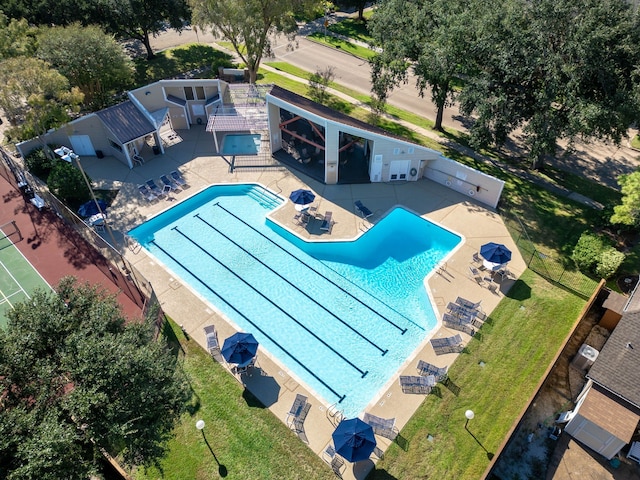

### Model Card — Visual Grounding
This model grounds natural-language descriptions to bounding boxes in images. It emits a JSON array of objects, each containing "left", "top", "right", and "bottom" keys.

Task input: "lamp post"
[
  {"left": 196, "top": 419, "right": 205, "bottom": 434},
  {"left": 465, "top": 409, "right": 475, "bottom": 430},
  {"left": 54, "top": 146, "right": 127, "bottom": 272}
]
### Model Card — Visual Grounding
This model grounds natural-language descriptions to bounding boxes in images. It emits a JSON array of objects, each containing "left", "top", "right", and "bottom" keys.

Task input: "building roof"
[
  {"left": 267, "top": 85, "right": 416, "bottom": 145},
  {"left": 602, "top": 290, "right": 627, "bottom": 314},
  {"left": 578, "top": 384, "right": 640, "bottom": 442},
  {"left": 625, "top": 280, "right": 640, "bottom": 312},
  {"left": 587, "top": 310, "right": 640, "bottom": 408},
  {"left": 96, "top": 101, "right": 155, "bottom": 144}
]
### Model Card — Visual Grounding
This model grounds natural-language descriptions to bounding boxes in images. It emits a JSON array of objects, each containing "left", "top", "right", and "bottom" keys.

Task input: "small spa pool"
[{"left": 221, "top": 133, "right": 261, "bottom": 155}]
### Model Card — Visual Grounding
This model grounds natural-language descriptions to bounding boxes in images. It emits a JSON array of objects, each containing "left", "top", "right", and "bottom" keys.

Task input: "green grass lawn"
[
  {"left": 326, "top": 17, "right": 375, "bottom": 45},
  {"left": 307, "top": 33, "right": 377, "bottom": 60},
  {"left": 133, "top": 321, "right": 335, "bottom": 480},
  {"left": 369, "top": 270, "right": 585, "bottom": 479}
]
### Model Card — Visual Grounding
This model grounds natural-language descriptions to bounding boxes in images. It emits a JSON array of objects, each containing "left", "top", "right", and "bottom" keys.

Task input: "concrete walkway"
[{"left": 79, "top": 125, "right": 523, "bottom": 480}]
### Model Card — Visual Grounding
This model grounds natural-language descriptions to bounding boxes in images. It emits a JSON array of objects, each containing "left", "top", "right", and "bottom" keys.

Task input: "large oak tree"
[{"left": 0, "top": 277, "right": 189, "bottom": 479}]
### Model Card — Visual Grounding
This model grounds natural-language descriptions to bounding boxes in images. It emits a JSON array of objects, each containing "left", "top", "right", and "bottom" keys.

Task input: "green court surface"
[{"left": 0, "top": 226, "right": 52, "bottom": 328}]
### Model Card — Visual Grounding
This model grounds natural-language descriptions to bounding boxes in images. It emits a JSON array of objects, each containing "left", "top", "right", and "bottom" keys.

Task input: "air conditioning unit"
[{"left": 572, "top": 344, "right": 599, "bottom": 370}]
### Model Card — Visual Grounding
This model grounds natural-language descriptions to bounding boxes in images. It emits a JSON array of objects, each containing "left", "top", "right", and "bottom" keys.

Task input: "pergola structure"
[{"left": 206, "top": 84, "right": 271, "bottom": 152}]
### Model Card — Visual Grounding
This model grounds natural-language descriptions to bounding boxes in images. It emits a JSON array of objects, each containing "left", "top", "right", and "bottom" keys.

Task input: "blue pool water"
[
  {"left": 221, "top": 134, "right": 261, "bottom": 155},
  {"left": 129, "top": 184, "right": 461, "bottom": 416}
]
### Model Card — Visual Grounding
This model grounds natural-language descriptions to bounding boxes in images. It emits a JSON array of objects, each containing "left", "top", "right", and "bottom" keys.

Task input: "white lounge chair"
[
  {"left": 203, "top": 325, "right": 219, "bottom": 355},
  {"left": 137, "top": 184, "right": 156, "bottom": 202}
]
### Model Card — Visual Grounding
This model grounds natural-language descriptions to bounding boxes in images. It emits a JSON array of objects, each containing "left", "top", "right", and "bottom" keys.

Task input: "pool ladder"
[{"left": 327, "top": 403, "right": 345, "bottom": 426}]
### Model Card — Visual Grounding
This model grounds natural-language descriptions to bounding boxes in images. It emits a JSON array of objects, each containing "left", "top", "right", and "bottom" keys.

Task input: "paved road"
[{"left": 150, "top": 21, "right": 640, "bottom": 190}]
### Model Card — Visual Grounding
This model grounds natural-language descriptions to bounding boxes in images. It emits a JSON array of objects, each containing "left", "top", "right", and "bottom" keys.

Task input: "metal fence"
[
  {"left": 501, "top": 211, "right": 599, "bottom": 299},
  {"left": 0, "top": 146, "right": 163, "bottom": 327}
]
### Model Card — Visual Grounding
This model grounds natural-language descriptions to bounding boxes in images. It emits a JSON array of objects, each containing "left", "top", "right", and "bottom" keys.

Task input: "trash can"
[
  {"left": 152, "top": 145, "right": 160, "bottom": 155},
  {"left": 96, "top": 150, "right": 104, "bottom": 159}
]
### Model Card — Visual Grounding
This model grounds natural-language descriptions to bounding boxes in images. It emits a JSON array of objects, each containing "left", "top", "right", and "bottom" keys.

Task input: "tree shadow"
[
  {"left": 393, "top": 433, "right": 409, "bottom": 452},
  {"left": 365, "top": 468, "right": 400, "bottom": 479},
  {"left": 505, "top": 279, "right": 532, "bottom": 301}
]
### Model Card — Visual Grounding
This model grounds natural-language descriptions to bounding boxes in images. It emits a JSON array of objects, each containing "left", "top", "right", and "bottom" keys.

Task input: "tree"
[
  {"left": 369, "top": 0, "right": 470, "bottom": 131},
  {"left": 0, "top": 13, "right": 37, "bottom": 59},
  {"left": 459, "top": 0, "right": 640, "bottom": 169},
  {"left": 337, "top": 0, "right": 367, "bottom": 21},
  {"left": 37, "top": 24, "right": 134, "bottom": 109},
  {"left": 0, "top": 57, "right": 84, "bottom": 143},
  {"left": 92, "top": 0, "right": 191, "bottom": 59},
  {"left": 190, "top": 0, "right": 311, "bottom": 83},
  {"left": 610, "top": 170, "right": 640, "bottom": 228},
  {"left": 0, "top": 277, "right": 189, "bottom": 479},
  {"left": 307, "top": 66, "right": 335, "bottom": 104}
]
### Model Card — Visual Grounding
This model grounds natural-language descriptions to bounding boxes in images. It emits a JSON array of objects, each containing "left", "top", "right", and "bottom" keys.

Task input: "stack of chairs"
[
  {"left": 430, "top": 334, "right": 464, "bottom": 355},
  {"left": 285, "top": 394, "right": 310, "bottom": 433},
  {"left": 443, "top": 313, "right": 476, "bottom": 336}
]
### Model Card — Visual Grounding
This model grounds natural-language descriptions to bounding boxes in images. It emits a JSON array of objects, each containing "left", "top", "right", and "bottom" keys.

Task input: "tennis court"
[{"left": 0, "top": 222, "right": 51, "bottom": 328}]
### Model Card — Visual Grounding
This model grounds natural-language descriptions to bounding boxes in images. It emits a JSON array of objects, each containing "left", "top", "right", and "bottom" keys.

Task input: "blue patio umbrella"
[
  {"left": 480, "top": 242, "right": 512, "bottom": 265},
  {"left": 78, "top": 199, "right": 107, "bottom": 218},
  {"left": 332, "top": 418, "right": 376, "bottom": 463},
  {"left": 221, "top": 332, "right": 259, "bottom": 365},
  {"left": 289, "top": 189, "right": 315, "bottom": 206}
]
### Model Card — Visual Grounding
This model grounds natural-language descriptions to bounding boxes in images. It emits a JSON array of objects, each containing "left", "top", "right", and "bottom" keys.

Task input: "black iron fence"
[
  {"left": 501, "top": 211, "right": 599, "bottom": 299},
  {"left": 0, "top": 146, "right": 162, "bottom": 328}
]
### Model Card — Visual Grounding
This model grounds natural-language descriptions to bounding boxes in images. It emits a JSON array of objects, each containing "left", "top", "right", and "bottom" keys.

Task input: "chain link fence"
[
  {"left": 0, "top": 146, "right": 163, "bottom": 331},
  {"left": 501, "top": 210, "right": 599, "bottom": 299}
]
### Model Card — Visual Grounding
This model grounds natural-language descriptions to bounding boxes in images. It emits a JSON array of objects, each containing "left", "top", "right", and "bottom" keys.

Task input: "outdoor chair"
[
  {"left": 468, "top": 266, "right": 487, "bottom": 286},
  {"left": 160, "top": 174, "right": 180, "bottom": 191},
  {"left": 322, "top": 444, "right": 346, "bottom": 478},
  {"left": 430, "top": 334, "right": 464, "bottom": 355},
  {"left": 145, "top": 179, "right": 167, "bottom": 198},
  {"left": 203, "top": 325, "right": 219, "bottom": 355},
  {"left": 399, "top": 375, "right": 434, "bottom": 394},
  {"left": 320, "top": 211, "right": 333, "bottom": 232},
  {"left": 443, "top": 313, "right": 476, "bottom": 336},
  {"left": 416, "top": 360, "right": 448, "bottom": 382},
  {"left": 472, "top": 251, "right": 482, "bottom": 265},
  {"left": 455, "top": 297, "right": 482, "bottom": 311},
  {"left": 362, "top": 413, "right": 398, "bottom": 440},
  {"left": 487, "top": 281, "right": 499, "bottom": 294},
  {"left": 170, "top": 170, "right": 188, "bottom": 187},
  {"left": 285, "top": 394, "right": 308, "bottom": 430},
  {"left": 354, "top": 200, "right": 373, "bottom": 219},
  {"left": 137, "top": 184, "right": 156, "bottom": 202}
]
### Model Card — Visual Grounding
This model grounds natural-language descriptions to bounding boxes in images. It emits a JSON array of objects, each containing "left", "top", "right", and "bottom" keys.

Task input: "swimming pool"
[
  {"left": 221, "top": 133, "right": 261, "bottom": 155},
  {"left": 128, "top": 184, "right": 461, "bottom": 416}
]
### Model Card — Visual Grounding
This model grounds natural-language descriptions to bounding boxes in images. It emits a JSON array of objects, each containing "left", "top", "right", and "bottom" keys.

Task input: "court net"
[{"left": 0, "top": 220, "right": 22, "bottom": 250}]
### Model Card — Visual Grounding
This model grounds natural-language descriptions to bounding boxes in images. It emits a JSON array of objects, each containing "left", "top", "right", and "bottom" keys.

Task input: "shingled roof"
[
  {"left": 587, "top": 310, "right": 640, "bottom": 408},
  {"left": 96, "top": 101, "right": 155, "bottom": 144}
]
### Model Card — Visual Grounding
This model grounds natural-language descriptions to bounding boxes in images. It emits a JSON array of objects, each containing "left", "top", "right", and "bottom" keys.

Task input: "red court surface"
[{"left": 0, "top": 175, "right": 143, "bottom": 320}]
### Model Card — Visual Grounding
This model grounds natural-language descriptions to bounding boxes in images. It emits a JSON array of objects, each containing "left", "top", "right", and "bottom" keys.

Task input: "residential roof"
[
  {"left": 96, "top": 101, "right": 155, "bottom": 144},
  {"left": 602, "top": 290, "right": 627, "bottom": 314},
  {"left": 267, "top": 85, "right": 418, "bottom": 146},
  {"left": 167, "top": 94, "right": 187, "bottom": 106},
  {"left": 578, "top": 384, "right": 640, "bottom": 442},
  {"left": 625, "top": 279, "right": 640, "bottom": 312},
  {"left": 587, "top": 310, "right": 640, "bottom": 408}
]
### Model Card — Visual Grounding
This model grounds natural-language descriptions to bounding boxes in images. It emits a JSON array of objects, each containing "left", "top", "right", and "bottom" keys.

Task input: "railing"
[{"left": 501, "top": 210, "right": 599, "bottom": 299}]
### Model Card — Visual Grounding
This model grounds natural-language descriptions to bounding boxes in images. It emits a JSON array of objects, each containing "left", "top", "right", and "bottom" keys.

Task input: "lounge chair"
[
  {"left": 443, "top": 313, "right": 476, "bottom": 336},
  {"left": 320, "top": 211, "right": 333, "bottom": 232},
  {"left": 469, "top": 266, "right": 488, "bottom": 286},
  {"left": 355, "top": 200, "right": 373, "bottom": 218},
  {"left": 145, "top": 179, "right": 167, "bottom": 198},
  {"left": 160, "top": 174, "right": 180, "bottom": 191},
  {"left": 456, "top": 297, "right": 482, "bottom": 311},
  {"left": 399, "top": 375, "right": 434, "bottom": 394},
  {"left": 416, "top": 360, "right": 448, "bottom": 382},
  {"left": 362, "top": 413, "right": 398, "bottom": 440},
  {"left": 170, "top": 170, "right": 188, "bottom": 187},
  {"left": 472, "top": 251, "right": 482, "bottom": 265},
  {"left": 137, "top": 184, "right": 156, "bottom": 202},
  {"left": 203, "top": 325, "right": 219, "bottom": 355},
  {"left": 322, "top": 444, "right": 346, "bottom": 477},
  {"left": 285, "top": 393, "right": 310, "bottom": 433},
  {"left": 430, "top": 334, "right": 464, "bottom": 355}
]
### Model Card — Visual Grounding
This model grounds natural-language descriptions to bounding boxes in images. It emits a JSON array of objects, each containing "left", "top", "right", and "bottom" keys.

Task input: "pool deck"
[{"left": 82, "top": 126, "right": 524, "bottom": 480}]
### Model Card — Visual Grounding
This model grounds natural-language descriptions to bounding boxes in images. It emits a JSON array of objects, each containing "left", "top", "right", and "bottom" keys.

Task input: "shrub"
[
  {"left": 47, "top": 162, "right": 91, "bottom": 206},
  {"left": 24, "top": 146, "right": 58, "bottom": 180},
  {"left": 571, "top": 232, "right": 606, "bottom": 272},
  {"left": 596, "top": 248, "right": 625, "bottom": 279}
]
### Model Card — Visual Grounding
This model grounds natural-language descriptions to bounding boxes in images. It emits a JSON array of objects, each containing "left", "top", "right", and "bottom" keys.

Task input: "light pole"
[
  {"left": 196, "top": 419, "right": 228, "bottom": 476},
  {"left": 54, "top": 146, "right": 127, "bottom": 272},
  {"left": 196, "top": 419, "right": 206, "bottom": 434},
  {"left": 465, "top": 410, "right": 475, "bottom": 430}
]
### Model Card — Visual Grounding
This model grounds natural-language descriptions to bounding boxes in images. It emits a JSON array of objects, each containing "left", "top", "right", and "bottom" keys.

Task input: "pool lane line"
[
  {"left": 171, "top": 226, "right": 369, "bottom": 379},
  {"left": 195, "top": 213, "right": 389, "bottom": 357},
  {"left": 213, "top": 203, "right": 415, "bottom": 334},
  {"left": 149, "top": 238, "right": 347, "bottom": 404}
]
